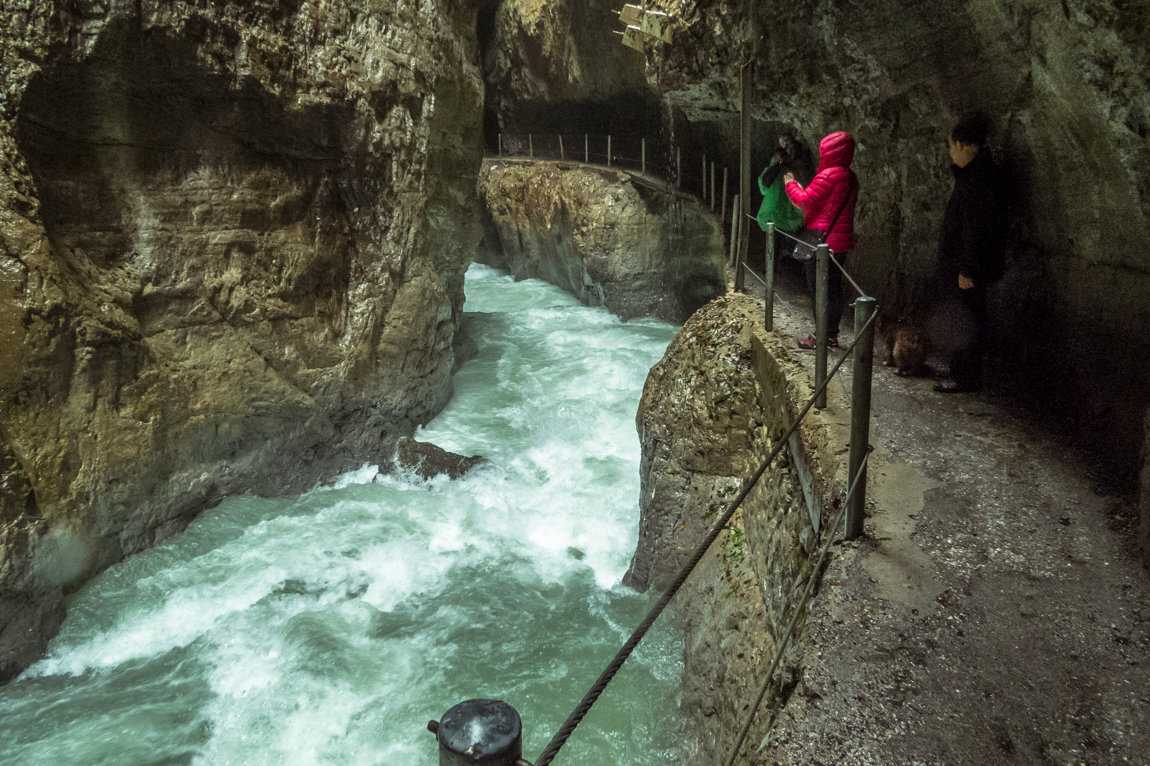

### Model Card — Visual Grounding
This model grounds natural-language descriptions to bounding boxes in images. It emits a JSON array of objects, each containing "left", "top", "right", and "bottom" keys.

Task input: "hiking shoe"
[{"left": 798, "top": 335, "right": 838, "bottom": 350}]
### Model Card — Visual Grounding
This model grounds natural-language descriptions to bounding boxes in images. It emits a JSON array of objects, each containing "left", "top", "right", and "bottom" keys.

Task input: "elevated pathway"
[{"left": 737, "top": 261, "right": 1149, "bottom": 764}]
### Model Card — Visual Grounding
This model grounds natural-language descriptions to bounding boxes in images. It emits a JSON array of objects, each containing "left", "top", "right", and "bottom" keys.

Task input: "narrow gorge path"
[{"left": 738, "top": 261, "right": 1149, "bottom": 764}]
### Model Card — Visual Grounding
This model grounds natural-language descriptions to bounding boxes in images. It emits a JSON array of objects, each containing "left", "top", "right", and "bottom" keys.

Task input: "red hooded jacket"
[{"left": 784, "top": 131, "right": 857, "bottom": 253}]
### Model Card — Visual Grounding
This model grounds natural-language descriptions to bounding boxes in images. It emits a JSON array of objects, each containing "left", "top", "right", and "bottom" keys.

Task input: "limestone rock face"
[
  {"left": 480, "top": 0, "right": 657, "bottom": 134},
  {"left": 482, "top": 0, "right": 1150, "bottom": 502},
  {"left": 0, "top": 0, "right": 483, "bottom": 681},
  {"left": 650, "top": 0, "right": 1150, "bottom": 474},
  {"left": 476, "top": 159, "right": 725, "bottom": 323},
  {"left": 625, "top": 292, "right": 828, "bottom": 760}
]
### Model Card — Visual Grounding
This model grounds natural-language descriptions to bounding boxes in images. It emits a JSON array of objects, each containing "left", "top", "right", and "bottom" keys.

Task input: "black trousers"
[
  {"left": 950, "top": 282, "right": 987, "bottom": 386},
  {"left": 803, "top": 252, "right": 849, "bottom": 339}
]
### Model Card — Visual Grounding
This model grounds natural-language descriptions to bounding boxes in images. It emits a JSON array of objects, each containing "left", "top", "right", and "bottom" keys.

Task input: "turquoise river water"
[{"left": 0, "top": 264, "right": 699, "bottom": 765}]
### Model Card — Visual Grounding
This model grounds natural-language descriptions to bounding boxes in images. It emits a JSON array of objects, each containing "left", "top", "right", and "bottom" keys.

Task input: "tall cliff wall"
[{"left": 0, "top": 0, "right": 483, "bottom": 681}]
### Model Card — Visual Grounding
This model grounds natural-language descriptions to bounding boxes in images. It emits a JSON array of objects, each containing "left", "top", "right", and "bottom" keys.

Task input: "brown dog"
[{"left": 880, "top": 317, "right": 929, "bottom": 377}]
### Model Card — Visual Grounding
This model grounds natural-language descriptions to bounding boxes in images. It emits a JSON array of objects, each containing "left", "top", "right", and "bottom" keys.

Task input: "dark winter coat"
[
  {"left": 939, "top": 150, "right": 1007, "bottom": 284},
  {"left": 785, "top": 131, "right": 858, "bottom": 253}
]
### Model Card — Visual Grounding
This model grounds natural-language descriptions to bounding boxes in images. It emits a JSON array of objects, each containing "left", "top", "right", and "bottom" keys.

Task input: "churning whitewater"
[{"left": 0, "top": 264, "right": 698, "bottom": 765}]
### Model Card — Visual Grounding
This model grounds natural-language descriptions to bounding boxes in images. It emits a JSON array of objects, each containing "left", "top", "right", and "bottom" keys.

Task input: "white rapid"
[{"left": 0, "top": 263, "right": 697, "bottom": 765}]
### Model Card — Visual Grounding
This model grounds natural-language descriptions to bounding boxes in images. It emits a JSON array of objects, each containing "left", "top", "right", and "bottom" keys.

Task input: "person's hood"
[{"left": 816, "top": 131, "right": 855, "bottom": 170}]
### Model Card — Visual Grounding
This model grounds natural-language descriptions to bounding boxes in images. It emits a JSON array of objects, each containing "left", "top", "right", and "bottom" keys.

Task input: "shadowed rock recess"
[{"left": 0, "top": 1, "right": 482, "bottom": 681}]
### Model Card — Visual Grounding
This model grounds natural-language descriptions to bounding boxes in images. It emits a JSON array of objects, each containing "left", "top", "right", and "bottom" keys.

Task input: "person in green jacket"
[{"left": 756, "top": 146, "right": 804, "bottom": 257}]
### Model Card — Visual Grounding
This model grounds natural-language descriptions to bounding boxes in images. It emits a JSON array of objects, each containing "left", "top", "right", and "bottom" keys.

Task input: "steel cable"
[
  {"left": 723, "top": 446, "right": 874, "bottom": 766},
  {"left": 532, "top": 312, "right": 877, "bottom": 766}
]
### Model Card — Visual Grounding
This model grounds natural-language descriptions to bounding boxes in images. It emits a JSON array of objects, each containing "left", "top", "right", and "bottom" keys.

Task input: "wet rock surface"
[
  {"left": 477, "top": 158, "right": 726, "bottom": 323},
  {"left": 653, "top": 266, "right": 1150, "bottom": 764},
  {"left": 0, "top": 1, "right": 483, "bottom": 681}
]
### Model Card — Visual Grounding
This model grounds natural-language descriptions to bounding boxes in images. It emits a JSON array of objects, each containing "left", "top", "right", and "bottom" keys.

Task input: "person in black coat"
[{"left": 934, "top": 111, "right": 1008, "bottom": 394}]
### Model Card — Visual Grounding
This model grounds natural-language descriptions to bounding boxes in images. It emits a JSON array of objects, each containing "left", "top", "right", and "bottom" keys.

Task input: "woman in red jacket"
[{"left": 784, "top": 131, "right": 858, "bottom": 348}]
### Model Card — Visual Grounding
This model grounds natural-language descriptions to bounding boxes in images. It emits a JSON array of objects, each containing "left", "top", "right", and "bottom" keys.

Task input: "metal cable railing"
[
  {"left": 431, "top": 154, "right": 880, "bottom": 766},
  {"left": 492, "top": 132, "right": 736, "bottom": 221}
]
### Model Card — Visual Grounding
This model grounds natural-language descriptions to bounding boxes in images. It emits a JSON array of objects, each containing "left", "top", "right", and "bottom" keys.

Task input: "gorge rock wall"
[
  {"left": 626, "top": 292, "right": 844, "bottom": 761},
  {"left": 482, "top": 0, "right": 1150, "bottom": 550},
  {"left": 0, "top": 0, "right": 483, "bottom": 681},
  {"left": 476, "top": 159, "right": 725, "bottom": 324}
]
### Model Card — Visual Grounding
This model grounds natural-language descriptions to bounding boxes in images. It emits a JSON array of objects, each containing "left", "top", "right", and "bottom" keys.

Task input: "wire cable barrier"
[
  {"left": 532, "top": 309, "right": 879, "bottom": 766},
  {"left": 761, "top": 218, "right": 868, "bottom": 298},
  {"left": 723, "top": 445, "right": 873, "bottom": 766}
]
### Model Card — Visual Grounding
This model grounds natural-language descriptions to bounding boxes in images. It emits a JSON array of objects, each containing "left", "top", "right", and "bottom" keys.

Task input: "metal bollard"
[
  {"left": 428, "top": 699, "right": 532, "bottom": 766},
  {"left": 814, "top": 244, "right": 830, "bottom": 410},
  {"left": 764, "top": 222, "right": 775, "bottom": 331},
  {"left": 846, "top": 296, "right": 877, "bottom": 539}
]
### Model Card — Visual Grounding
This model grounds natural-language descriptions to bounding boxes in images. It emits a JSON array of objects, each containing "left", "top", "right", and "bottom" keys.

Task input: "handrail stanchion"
[
  {"left": 721, "top": 167, "right": 728, "bottom": 225},
  {"left": 529, "top": 134, "right": 533, "bottom": 159},
  {"left": 559, "top": 135, "right": 564, "bottom": 161},
  {"left": 607, "top": 135, "right": 612, "bottom": 166},
  {"left": 735, "top": 225, "right": 746, "bottom": 292},
  {"left": 814, "top": 244, "right": 830, "bottom": 409},
  {"left": 710, "top": 162, "right": 716, "bottom": 211},
  {"left": 641, "top": 138, "right": 646, "bottom": 174},
  {"left": 584, "top": 134, "right": 589, "bottom": 164},
  {"left": 728, "top": 194, "right": 740, "bottom": 268},
  {"left": 846, "top": 296, "right": 877, "bottom": 539},
  {"left": 764, "top": 222, "right": 775, "bottom": 331}
]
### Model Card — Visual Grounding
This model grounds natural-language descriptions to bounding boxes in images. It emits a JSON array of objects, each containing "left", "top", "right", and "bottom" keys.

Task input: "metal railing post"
[
  {"left": 735, "top": 219, "right": 746, "bottom": 292},
  {"left": 764, "top": 222, "right": 775, "bottom": 331},
  {"left": 641, "top": 138, "right": 646, "bottom": 174},
  {"left": 721, "top": 167, "right": 728, "bottom": 224},
  {"left": 710, "top": 162, "right": 716, "bottom": 210},
  {"left": 429, "top": 699, "right": 528, "bottom": 766},
  {"left": 846, "top": 297, "right": 877, "bottom": 539},
  {"left": 607, "top": 135, "right": 612, "bottom": 166},
  {"left": 528, "top": 134, "right": 533, "bottom": 159},
  {"left": 585, "top": 134, "right": 589, "bottom": 163},
  {"left": 814, "top": 244, "right": 830, "bottom": 409},
  {"left": 498, "top": 133, "right": 502, "bottom": 157},
  {"left": 728, "top": 194, "right": 740, "bottom": 267},
  {"left": 559, "top": 135, "right": 565, "bottom": 161}
]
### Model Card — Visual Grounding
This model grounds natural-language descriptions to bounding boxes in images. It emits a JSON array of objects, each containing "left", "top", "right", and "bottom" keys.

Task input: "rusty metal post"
[
  {"left": 429, "top": 699, "right": 529, "bottom": 766},
  {"left": 764, "top": 222, "right": 775, "bottom": 331},
  {"left": 528, "top": 134, "right": 533, "bottom": 159},
  {"left": 846, "top": 296, "right": 877, "bottom": 539},
  {"left": 559, "top": 135, "right": 564, "bottom": 161},
  {"left": 814, "top": 243, "right": 830, "bottom": 410}
]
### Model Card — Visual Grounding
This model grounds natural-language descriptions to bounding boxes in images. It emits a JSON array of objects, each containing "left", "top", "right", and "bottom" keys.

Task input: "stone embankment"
[{"left": 630, "top": 268, "right": 1150, "bottom": 764}]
